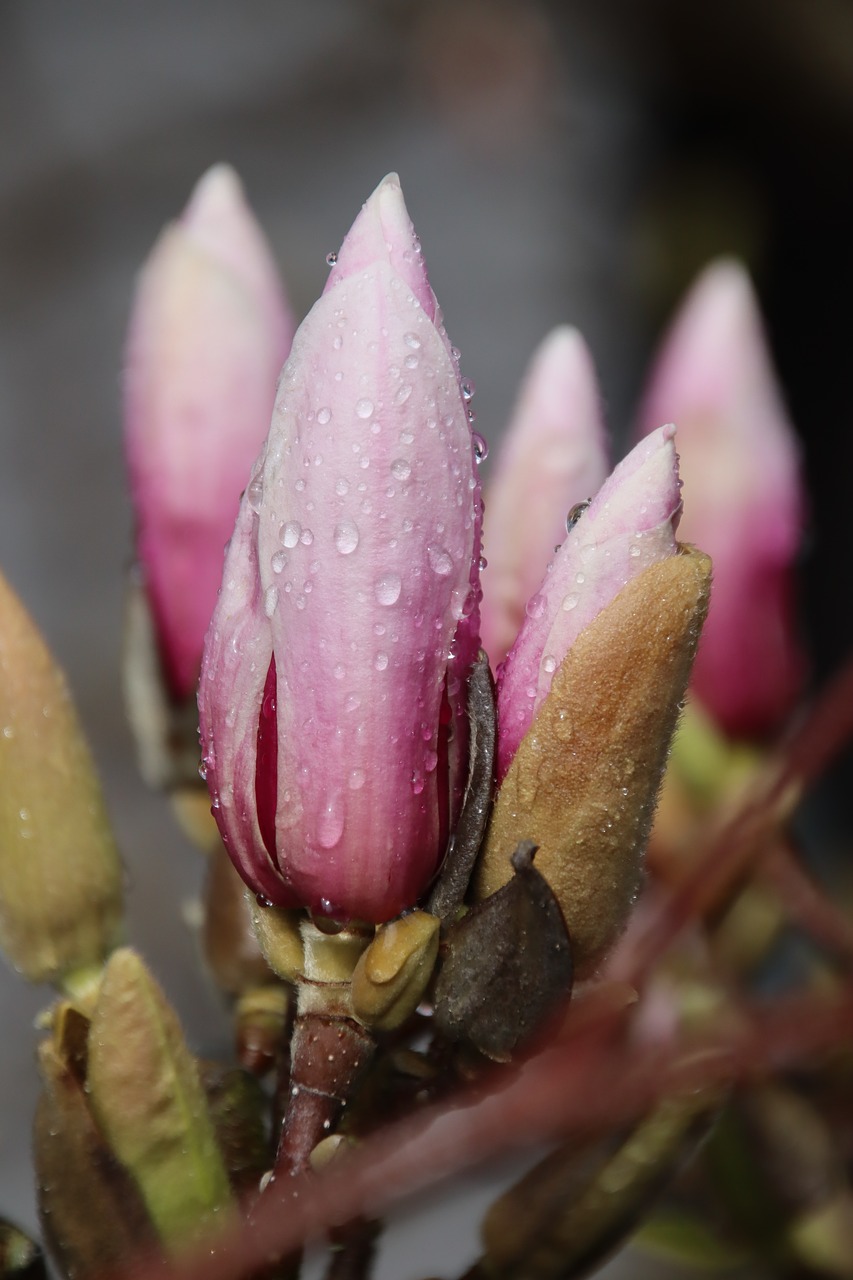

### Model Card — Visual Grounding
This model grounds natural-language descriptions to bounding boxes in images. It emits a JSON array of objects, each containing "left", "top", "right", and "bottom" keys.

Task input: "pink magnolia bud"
[
  {"left": 636, "top": 260, "right": 806, "bottom": 737},
  {"left": 199, "top": 175, "right": 481, "bottom": 924},
  {"left": 124, "top": 165, "right": 294, "bottom": 700},
  {"left": 496, "top": 425, "right": 682, "bottom": 780},
  {"left": 480, "top": 327, "right": 610, "bottom": 669}
]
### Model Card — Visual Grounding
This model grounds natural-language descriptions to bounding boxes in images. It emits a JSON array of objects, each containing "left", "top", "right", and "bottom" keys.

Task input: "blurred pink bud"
[
  {"left": 496, "top": 426, "right": 682, "bottom": 780},
  {"left": 636, "top": 260, "right": 806, "bottom": 737},
  {"left": 124, "top": 165, "right": 294, "bottom": 700},
  {"left": 480, "top": 327, "right": 610, "bottom": 669},
  {"left": 199, "top": 175, "right": 481, "bottom": 923}
]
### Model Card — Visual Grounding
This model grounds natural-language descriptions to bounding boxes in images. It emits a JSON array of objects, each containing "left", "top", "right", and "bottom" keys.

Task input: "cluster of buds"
[{"left": 1, "top": 161, "right": 845, "bottom": 1280}]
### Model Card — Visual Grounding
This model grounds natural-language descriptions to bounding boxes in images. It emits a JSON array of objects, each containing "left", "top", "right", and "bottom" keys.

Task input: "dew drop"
[
  {"left": 543, "top": 654, "right": 557, "bottom": 674},
  {"left": 317, "top": 792, "right": 344, "bottom": 849},
  {"left": 566, "top": 500, "right": 590, "bottom": 533},
  {"left": 264, "top": 586, "right": 279, "bottom": 617},
  {"left": 562, "top": 593, "right": 579, "bottom": 611},
  {"left": 525, "top": 593, "right": 546, "bottom": 619},
  {"left": 317, "top": 407, "right": 332, "bottom": 425},
  {"left": 256, "top": 893, "right": 273, "bottom": 909},
  {"left": 391, "top": 458, "right": 411, "bottom": 481},
  {"left": 335, "top": 477, "right": 349, "bottom": 497},
  {"left": 333, "top": 664, "right": 346, "bottom": 680},
  {"left": 404, "top": 332, "right": 421, "bottom": 349},
  {"left": 356, "top": 398, "right": 374, "bottom": 419},
  {"left": 411, "top": 771, "right": 425, "bottom": 795},
  {"left": 281, "top": 521, "right": 301, "bottom": 548},
  {"left": 629, "top": 544, "right": 641, "bottom": 558},
  {"left": 300, "top": 528, "right": 314, "bottom": 546},
  {"left": 394, "top": 384, "right": 413, "bottom": 406},
  {"left": 348, "top": 769, "right": 366, "bottom": 791},
  {"left": 428, "top": 545, "right": 453, "bottom": 576},
  {"left": 345, "top": 694, "right": 361, "bottom": 713},
  {"left": 399, "top": 429, "right": 415, "bottom": 445},
  {"left": 375, "top": 574, "right": 402, "bottom": 606},
  {"left": 473, "top": 432, "right": 489, "bottom": 463},
  {"left": 404, "top": 353, "right": 419, "bottom": 369},
  {"left": 271, "top": 551, "right": 288, "bottom": 574},
  {"left": 325, "top": 251, "right": 338, "bottom": 267},
  {"left": 247, "top": 477, "right": 264, "bottom": 513},
  {"left": 461, "top": 378, "right": 476, "bottom": 401},
  {"left": 334, "top": 521, "right": 359, "bottom": 555},
  {"left": 374, "top": 651, "right": 389, "bottom": 671}
]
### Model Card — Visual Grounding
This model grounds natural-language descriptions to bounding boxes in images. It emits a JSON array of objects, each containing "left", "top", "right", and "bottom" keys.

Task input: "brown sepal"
[{"left": 433, "top": 841, "right": 573, "bottom": 1061}]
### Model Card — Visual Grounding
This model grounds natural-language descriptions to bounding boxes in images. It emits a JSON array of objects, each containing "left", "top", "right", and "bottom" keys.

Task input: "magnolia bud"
[
  {"left": 85, "top": 948, "right": 233, "bottom": 1247},
  {"left": 0, "top": 571, "right": 122, "bottom": 987},
  {"left": 477, "top": 549, "right": 711, "bottom": 975}
]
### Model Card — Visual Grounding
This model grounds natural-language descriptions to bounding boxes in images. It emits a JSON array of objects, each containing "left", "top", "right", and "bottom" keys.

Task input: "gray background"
[{"left": 2, "top": 2, "right": 852, "bottom": 1276}]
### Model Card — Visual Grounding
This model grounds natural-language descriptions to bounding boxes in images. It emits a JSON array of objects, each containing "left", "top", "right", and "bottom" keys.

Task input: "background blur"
[{"left": 2, "top": 2, "right": 853, "bottom": 1275}]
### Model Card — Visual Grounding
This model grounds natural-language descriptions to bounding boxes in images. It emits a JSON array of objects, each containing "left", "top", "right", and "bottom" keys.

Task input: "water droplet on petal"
[
  {"left": 375, "top": 574, "right": 402, "bottom": 606},
  {"left": 282, "top": 521, "right": 301, "bottom": 548},
  {"left": 334, "top": 521, "right": 359, "bottom": 555},
  {"left": 374, "top": 652, "right": 389, "bottom": 671},
  {"left": 411, "top": 771, "right": 425, "bottom": 795},
  {"left": 317, "top": 791, "right": 344, "bottom": 849},
  {"left": 300, "top": 528, "right": 314, "bottom": 546},
  {"left": 391, "top": 458, "right": 412, "bottom": 481},
  {"left": 404, "top": 332, "right": 421, "bottom": 349},
  {"left": 325, "top": 251, "right": 338, "bottom": 267},
  {"left": 629, "top": 544, "right": 641, "bottom": 558},
  {"left": 473, "top": 432, "right": 488, "bottom": 463},
  {"left": 394, "top": 384, "right": 413, "bottom": 406},
  {"left": 356, "top": 398, "right": 374, "bottom": 419},
  {"left": 348, "top": 769, "right": 366, "bottom": 791},
  {"left": 543, "top": 654, "right": 557, "bottom": 674},
  {"left": 271, "top": 551, "right": 288, "bottom": 574},
  {"left": 317, "top": 407, "right": 332, "bottom": 425},
  {"left": 461, "top": 378, "right": 476, "bottom": 401},
  {"left": 428, "top": 545, "right": 453, "bottom": 576},
  {"left": 335, "top": 478, "right": 349, "bottom": 497},
  {"left": 264, "top": 586, "right": 279, "bottom": 617},
  {"left": 562, "top": 593, "right": 579, "bottom": 611},
  {"left": 566, "top": 500, "right": 590, "bottom": 533},
  {"left": 247, "top": 477, "right": 264, "bottom": 513},
  {"left": 526, "top": 593, "right": 546, "bottom": 619}
]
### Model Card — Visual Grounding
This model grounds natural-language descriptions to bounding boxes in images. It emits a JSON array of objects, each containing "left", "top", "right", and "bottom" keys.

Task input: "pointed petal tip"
[{"left": 182, "top": 164, "right": 245, "bottom": 230}]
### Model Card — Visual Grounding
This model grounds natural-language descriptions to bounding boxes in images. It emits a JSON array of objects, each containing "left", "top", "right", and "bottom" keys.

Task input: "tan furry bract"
[{"left": 475, "top": 547, "right": 712, "bottom": 976}]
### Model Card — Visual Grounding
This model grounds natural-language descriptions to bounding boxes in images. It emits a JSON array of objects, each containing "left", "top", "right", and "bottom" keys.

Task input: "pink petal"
[
  {"left": 636, "top": 260, "right": 806, "bottom": 737},
  {"left": 496, "top": 426, "right": 681, "bottom": 780},
  {"left": 480, "top": 327, "right": 610, "bottom": 668}
]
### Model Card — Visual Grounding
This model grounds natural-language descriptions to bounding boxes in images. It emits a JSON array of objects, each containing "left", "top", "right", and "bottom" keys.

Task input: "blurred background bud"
[{"left": 0, "top": 571, "right": 122, "bottom": 990}]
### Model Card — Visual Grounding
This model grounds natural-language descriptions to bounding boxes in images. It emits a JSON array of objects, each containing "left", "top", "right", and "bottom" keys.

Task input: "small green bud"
[
  {"left": 351, "top": 911, "right": 440, "bottom": 1031},
  {"left": 35, "top": 1011, "right": 158, "bottom": 1279},
  {"left": 86, "top": 948, "right": 233, "bottom": 1247},
  {"left": 0, "top": 571, "right": 122, "bottom": 985}
]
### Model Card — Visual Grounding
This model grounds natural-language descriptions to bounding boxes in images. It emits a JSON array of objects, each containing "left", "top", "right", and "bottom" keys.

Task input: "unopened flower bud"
[
  {"left": 124, "top": 165, "right": 294, "bottom": 707},
  {"left": 0, "top": 571, "right": 122, "bottom": 986},
  {"left": 85, "top": 948, "right": 233, "bottom": 1247},
  {"left": 636, "top": 260, "right": 805, "bottom": 737},
  {"left": 478, "top": 546, "right": 711, "bottom": 975},
  {"left": 200, "top": 175, "right": 481, "bottom": 923},
  {"left": 480, "top": 327, "right": 609, "bottom": 668}
]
